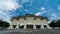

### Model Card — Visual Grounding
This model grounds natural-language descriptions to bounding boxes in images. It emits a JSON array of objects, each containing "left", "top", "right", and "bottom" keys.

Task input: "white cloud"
[
  {"left": 24, "top": 9, "right": 29, "bottom": 12},
  {"left": 51, "top": 13, "right": 57, "bottom": 19},
  {"left": 35, "top": 11, "right": 46, "bottom": 16},
  {"left": 49, "top": 13, "right": 58, "bottom": 21},
  {"left": 58, "top": 7, "right": 60, "bottom": 10},
  {"left": 22, "top": 0, "right": 29, "bottom": 2},
  {"left": 40, "top": 7, "right": 45, "bottom": 10},
  {"left": 35, "top": 7, "right": 46, "bottom": 16},
  {"left": 0, "top": 0, "right": 20, "bottom": 11},
  {"left": 0, "top": 0, "right": 20, "bottom": 22},
  {"left": 35, "top": 8, "right": 59, "bottom": 22},
  {"left": 0, "top": 10, "right": 12, "bottom": 22},
  {"left": 57, "top": 5, "right": 60, "bottom": 10}
]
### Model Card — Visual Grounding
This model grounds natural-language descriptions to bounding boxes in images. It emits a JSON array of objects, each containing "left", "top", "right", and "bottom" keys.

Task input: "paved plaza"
[{"left": 0, "top": 29, "right": 60, "bottom": 34}]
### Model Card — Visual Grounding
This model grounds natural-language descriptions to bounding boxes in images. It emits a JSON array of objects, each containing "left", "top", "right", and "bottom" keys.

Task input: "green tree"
[
  {"left": 0, "top": 19, "right": 10, "bottom": 29},
  {"left": 2, "top": 21, "right": 10, "bottom": 29},
  {"left": 49, "top": 19, "right": 60, "bottom": 28}
]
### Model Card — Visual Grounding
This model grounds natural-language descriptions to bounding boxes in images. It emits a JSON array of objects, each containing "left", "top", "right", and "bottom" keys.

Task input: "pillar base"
[
  {"left": 40, "top": 25, "right": 44, "bottom": 29},
  {"left": 47, "top": 26, "right": 52, "bottom": 29},
  {"left": 15, "top": 25, "right": 19, "bottom": 29},
  {"left": 33, "top": 25, "right": 36, "bottom": 29},
  {"left": 24, "top": 25, "right": 26, "bottom": 29},
  {"left": 7, "top": 25, "right": 13, "bottom": 29}
]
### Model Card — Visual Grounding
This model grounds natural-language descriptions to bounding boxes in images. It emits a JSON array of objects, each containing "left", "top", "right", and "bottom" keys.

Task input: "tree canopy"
[
  {"left": 49, "top": 19, "right": 60, "bottom": 27},
  {"left": 0, "top": 19, "right": 10, "bottom": 29}
]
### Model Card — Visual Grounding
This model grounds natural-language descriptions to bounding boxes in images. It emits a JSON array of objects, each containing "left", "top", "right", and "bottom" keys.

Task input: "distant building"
[{"left": 8, "top": 14, "right": 52, "bottom": 29}]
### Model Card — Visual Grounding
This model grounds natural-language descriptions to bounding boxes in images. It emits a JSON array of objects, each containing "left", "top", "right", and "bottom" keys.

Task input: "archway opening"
[
  {"left": 27, "top": 25, "right": 33, "bottom": 29},
  {"left": 36, "top": 25, "right": 41, "bottom": 29},
  {"left": 13, "top": 25, "right": 16, "bottom": 29},
  {"left": 43, "top": 25, "right": 47, "bottom": 28},
  {"left": 19, "top": 25, "right": 24, "bottom": 29}
]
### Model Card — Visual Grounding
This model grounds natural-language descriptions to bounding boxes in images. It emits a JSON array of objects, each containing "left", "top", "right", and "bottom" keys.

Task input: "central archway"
[
  {"left": 26, "top": 25, "right": 33, "bottom": 29},
  {"left": 36, "top": 25, "right": 41, "bottom": 29}
]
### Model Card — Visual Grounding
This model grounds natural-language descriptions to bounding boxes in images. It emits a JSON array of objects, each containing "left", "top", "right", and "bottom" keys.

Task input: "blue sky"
[{"left": 0, "top": 0, "right": 60, "bottom": 22}]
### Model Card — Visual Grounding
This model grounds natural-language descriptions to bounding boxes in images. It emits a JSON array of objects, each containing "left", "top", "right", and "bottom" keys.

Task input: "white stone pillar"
[
  {"left": 33, "top": 24, "right": 36, "bottom": 29},
  {"left": 40, "top": 25, "right": 44, "bottom": 29},
  {"left": 8, "top": 25, "right": 13, "bottom": 29},
  {"left": 47, "top": 25, "right": 52, "bottom": 29},
  {"left": 24, "top": 24, "right": 26, "bottom": 29},
  {"left": 7, "top": 22, "right": 13, "bottom": 29},
  {"left": 46, "top": 21, "right": 52, "bottom": 29},
  {"left": 15, "top": 24, "right": 19, "bottom": 29},
  {"left": 15, "top": 21, "right": 19, "bottom": 29},
  {"left": 40, "top": 21, "right": 44, "bottom": 29}
]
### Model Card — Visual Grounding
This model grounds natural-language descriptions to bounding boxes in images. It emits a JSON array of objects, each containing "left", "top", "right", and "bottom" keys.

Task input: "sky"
[{"left": 0, "top": 0, "right": 60, "bottom": 23}]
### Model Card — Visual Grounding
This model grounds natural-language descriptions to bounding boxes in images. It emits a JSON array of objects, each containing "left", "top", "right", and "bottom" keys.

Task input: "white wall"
[{"left": 11, "top": 17, "right": 48, "bottom": 25}]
